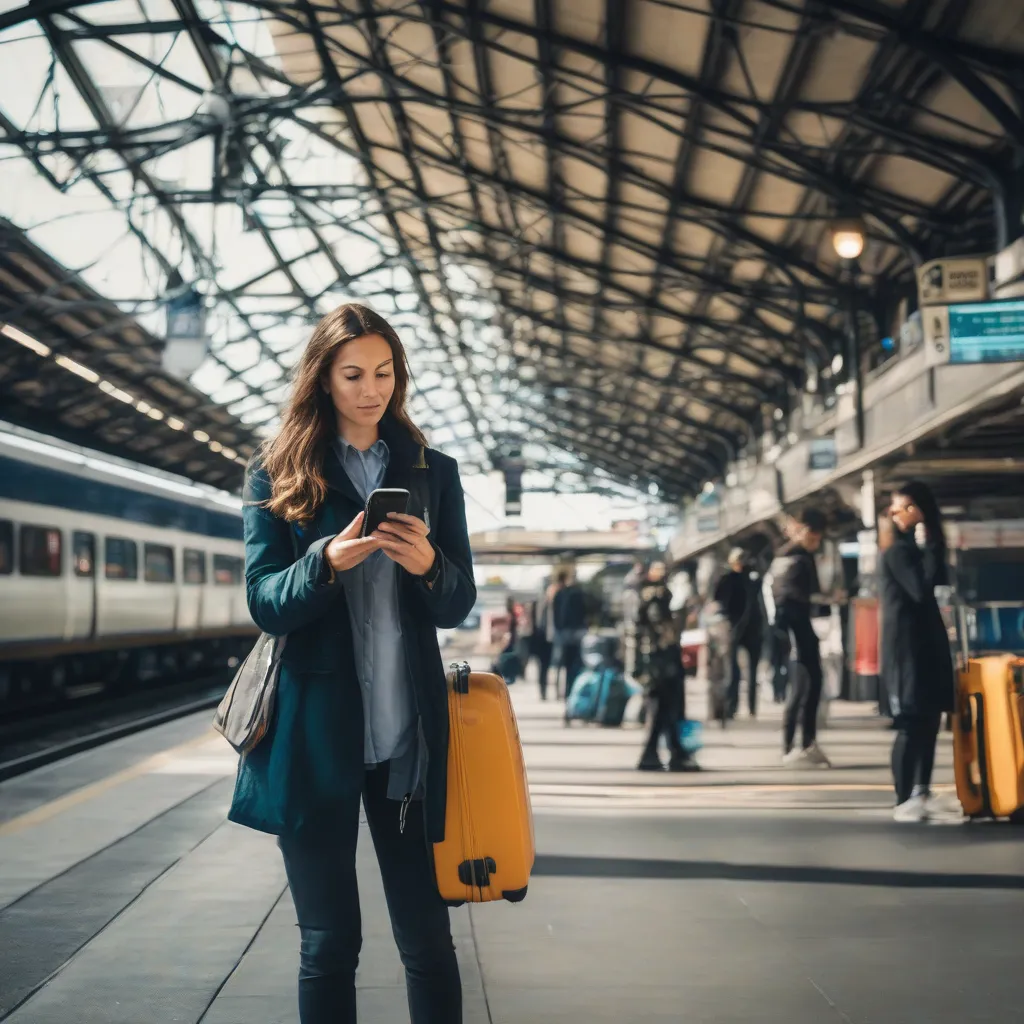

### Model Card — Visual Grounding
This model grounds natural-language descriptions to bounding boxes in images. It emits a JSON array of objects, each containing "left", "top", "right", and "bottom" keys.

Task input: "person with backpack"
[
  {"left": 230, "top": 303, "right": 475, "bottom": 1024},
  {"left": 636, "top": 561, "right": 699, "bottom": 772}
]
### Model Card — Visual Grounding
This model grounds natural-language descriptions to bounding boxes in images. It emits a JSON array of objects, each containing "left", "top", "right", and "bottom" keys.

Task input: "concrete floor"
[{"left": 1, "top": 663, "right": 1023, "bottom": 1024}]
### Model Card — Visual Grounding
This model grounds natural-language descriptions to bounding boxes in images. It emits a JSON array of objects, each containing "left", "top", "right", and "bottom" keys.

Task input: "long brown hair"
[{"left": 259, "top": 303, "right": 427, "bottom": 523}]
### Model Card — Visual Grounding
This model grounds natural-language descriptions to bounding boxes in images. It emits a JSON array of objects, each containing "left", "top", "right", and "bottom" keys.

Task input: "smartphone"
[{"left": 362, "top": 488, "right": 411, "bottom": 537}]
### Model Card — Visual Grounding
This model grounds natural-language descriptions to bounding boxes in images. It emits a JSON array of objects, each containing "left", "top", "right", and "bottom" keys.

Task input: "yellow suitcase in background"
[
  {"left": 953, "top": 655, "right": 1024, "bottom": 820},
  {"left": 433, "top": 662, "right": 535, "bottom": 905}
]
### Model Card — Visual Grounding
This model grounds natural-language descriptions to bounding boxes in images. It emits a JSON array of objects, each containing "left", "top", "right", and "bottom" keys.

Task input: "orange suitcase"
[
  {"left": 953, "top": 655, "right": 1024, "bottom": 820},
  {"left": 433, "top": 662, "right": 535, "bottom": 905}
]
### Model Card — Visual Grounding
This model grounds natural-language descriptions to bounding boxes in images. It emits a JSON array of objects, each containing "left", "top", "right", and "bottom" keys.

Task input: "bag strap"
[{"left": 406, "top": 446, "right": 431, "bottom": 529}]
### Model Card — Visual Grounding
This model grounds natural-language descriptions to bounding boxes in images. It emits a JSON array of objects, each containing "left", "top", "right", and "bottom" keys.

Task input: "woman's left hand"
[{"left": 374, "top": 513, "right": 437, "bottom": 577}]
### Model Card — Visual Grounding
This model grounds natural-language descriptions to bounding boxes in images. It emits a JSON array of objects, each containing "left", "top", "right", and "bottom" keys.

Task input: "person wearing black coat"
[
  {"left": 880, "top": 480, "right": 954, "bottom": 822},
  {"left": 636, "top": 561, "right": 699, "bottom": 772},
  {"left": 713, "top": 548, "right": 764, "bottom": 718},
  {"left": 551, "top": 570, "right": 587, "bottom": 698}
]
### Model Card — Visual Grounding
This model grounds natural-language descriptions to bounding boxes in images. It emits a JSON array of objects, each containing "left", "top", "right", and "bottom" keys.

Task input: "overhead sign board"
[
  {"left": 917, "top": 257, "right": 988, "bottom": 307},
  {"left": 922, "top": 300, "right": 1024, "bottom": 366},
  {"left": 808, "top": 436, "right": 837, "bottom": 472},
  {"left": 949, "top": 300, "right": 1024, "bottom": 363},
  {"left": 694, "top": 490, "right": 721, "bottom": 533}
]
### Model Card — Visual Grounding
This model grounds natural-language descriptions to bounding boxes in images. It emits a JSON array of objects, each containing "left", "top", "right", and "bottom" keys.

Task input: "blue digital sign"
[
  {"left": 969, "top": 605, "right": 1024, "bottom": 654},
  {"left": 948, "top": 300, "right": 1024, "bottom": 363}
]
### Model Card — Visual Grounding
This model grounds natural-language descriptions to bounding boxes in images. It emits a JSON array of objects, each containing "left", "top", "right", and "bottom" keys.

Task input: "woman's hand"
[
  {"left": 374, "top": 512, "right": 437, "bottom": 577},
  {"left": 325, "top": 512, "right": 383, "bottom": 573}
]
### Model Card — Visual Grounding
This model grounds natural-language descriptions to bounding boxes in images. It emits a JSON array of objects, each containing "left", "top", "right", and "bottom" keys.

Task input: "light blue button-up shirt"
[{"left": 333, "top": 437, "right": 419, "bottom": 795}]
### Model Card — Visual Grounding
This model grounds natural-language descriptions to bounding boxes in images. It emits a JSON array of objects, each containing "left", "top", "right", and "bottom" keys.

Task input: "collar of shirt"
[{"left": 333, "top": 435, "right": 390, "bottom": 500}]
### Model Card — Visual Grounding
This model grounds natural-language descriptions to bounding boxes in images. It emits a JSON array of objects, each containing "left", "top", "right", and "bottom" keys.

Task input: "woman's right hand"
[{"left": 325, "top": 512, "right": 383, "bottom": 573}]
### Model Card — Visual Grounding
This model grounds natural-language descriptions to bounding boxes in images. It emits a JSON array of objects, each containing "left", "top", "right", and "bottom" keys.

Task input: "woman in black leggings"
[{"left": 879, "top": 481, "right": 954, "bottom": 822}]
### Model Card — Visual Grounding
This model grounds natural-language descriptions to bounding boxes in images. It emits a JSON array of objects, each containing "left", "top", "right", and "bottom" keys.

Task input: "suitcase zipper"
[{"left": 399, "top": 793, "right": 411, "bottom": 834}]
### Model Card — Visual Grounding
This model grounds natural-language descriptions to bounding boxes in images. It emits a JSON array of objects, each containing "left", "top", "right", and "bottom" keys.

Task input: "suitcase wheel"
[{"left": 502, "top": 885, "right": 528, "bottom": 903}]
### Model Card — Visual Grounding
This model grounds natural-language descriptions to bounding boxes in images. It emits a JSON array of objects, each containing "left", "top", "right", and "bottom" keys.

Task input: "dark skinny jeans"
[
  {"left": 777, "top": 603, "right": 823, "bottom": 754},
  {"left": 727, "top": 634, "right": 762, "bottom": 717},
  {"left": 278, "top": 762, "right": 461, "bottom": 1024},
  {"left": 891, "top": 712, "right": 941, "bottom": 804},
  {"left": 640, "top": 653, "right": 687, "bottom": 765},
  {"left": 535, "top": 637, "right": 553, "bottom": 699}
]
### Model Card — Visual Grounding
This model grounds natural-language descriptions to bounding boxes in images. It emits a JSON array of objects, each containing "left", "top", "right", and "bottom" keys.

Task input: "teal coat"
[{"left": 227, "top": 417, "right": 477, "bottom": 841}]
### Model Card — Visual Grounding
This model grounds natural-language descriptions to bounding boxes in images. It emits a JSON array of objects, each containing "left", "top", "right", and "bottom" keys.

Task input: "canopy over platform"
[
  {"left": 1, "top": 0, "right": 1022, "bottom": 498},
  {"left": 0, "top": 219, "right": 260, "bottom": 490}
]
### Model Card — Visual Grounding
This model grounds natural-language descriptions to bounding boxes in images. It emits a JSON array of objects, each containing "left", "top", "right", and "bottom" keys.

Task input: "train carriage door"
[
  {"left": 69, "top": 531, "right": 96, "bottom": 639},
  {"left": 143, "top": 543, "right": 177, "bottom": 632},
  {"left": 179, "top": 548, "right": 205, "bottom": 631},
  {"left": 0, "top": 520, "right": 14, "bottom": 643}
]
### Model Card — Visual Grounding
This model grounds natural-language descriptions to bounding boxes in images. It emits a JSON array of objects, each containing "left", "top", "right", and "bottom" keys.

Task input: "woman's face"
[
  {"left": 648, "top": 561, "right": 666, "bottom": 583},
  {"left": 324, "top": 333, "right": 396, "bottom": 433},
  {"left": 889, "top": 492, "right": 923, "bottom": 534}
]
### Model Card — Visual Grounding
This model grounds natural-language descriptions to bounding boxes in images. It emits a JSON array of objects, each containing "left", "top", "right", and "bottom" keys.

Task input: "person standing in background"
[
  {"left": 771, "top": 508, "right": 831, "bottom": 768},
  {"left": 713, "top": 548, "right": 764, "bottom": 719},
  {"left": 492, "top": 595, "right": 522, "bottom": 684},
  {"left": 531, "top": 579, "right": 555, "bottom": 700},
  {"left": 880, "top": 481, "right": 954, "bottom": 822},
  {"left": 620, "top": 559, "right": 647, "bottom": 679},
  {"left": 636, "top": 561, "right": 698, "bottom": 772},
  {"left": 552, "top": 569, "right": 587, "bottom": 698}
]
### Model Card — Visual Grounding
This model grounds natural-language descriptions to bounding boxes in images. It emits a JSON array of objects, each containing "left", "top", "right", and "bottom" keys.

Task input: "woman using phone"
[
  {"left": 229, "top": 303, "right": 476, "bottom": 1023},
  {"left": 880, "top": 480, "right": 954, "bottom": 822}
]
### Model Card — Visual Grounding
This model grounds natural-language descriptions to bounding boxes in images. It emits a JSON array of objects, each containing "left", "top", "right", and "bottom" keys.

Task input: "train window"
[
  {"left": 20, "top": 525, "right": 62, "bottom": 577},
  {"left": 144, "top": 544, "right": 175, "bottom": 584},
  {"left": 0, "top": 520, "right": 12, "bottom": 575},
  {"left": 72, "top": 531, "right": 95, "bottom": 577},
  {"left": 213, "top": 554, "right": 243, "bottom": 585},
  {"left": 105, "top": 537, "right": 138, "bottom": 580},
  {"left": 183, "top": 549, "right": 207, "bottom": 585}
]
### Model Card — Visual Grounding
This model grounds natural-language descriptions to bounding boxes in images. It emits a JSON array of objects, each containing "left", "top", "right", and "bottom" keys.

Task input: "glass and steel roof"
[{"left": 1, "top": 0, "right": 1021, "bottom": 499}]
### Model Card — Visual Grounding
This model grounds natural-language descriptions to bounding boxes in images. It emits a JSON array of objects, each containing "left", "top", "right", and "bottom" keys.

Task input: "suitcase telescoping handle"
[{"left": 447, "top": 662, "right": 471, "bottom": 694}]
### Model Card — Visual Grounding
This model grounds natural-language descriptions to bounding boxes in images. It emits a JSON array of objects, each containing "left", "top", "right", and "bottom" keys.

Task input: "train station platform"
[{"left": 2, "top": 672, "right": 1023, "bottom": 1024}]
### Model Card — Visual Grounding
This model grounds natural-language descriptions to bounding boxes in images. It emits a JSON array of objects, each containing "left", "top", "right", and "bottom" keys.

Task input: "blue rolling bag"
[{"left": 565, "top": 666, "right": 635, "bottom": 727}]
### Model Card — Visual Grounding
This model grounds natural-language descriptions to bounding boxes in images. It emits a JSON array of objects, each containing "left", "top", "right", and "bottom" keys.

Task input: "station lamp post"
[{"left": 831, "top": 217, "right": 867, "bottom": 450}]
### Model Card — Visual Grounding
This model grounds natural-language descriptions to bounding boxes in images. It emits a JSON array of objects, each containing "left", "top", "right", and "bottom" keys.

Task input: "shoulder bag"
[{"left": 213, "top": 525, "right": 299, "bottom": 754}]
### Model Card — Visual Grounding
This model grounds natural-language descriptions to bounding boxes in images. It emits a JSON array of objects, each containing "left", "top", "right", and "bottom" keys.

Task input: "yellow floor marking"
[
  {"left": 0, "top": 730, "right": 226, "bottom": 838},
  {"left": 528, "top": 783, "right": 956, "bottom": 796}
]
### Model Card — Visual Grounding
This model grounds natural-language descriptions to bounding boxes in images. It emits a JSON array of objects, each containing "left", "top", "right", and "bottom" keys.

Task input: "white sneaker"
[
  {"left": 803, "top": 742, "right": 831, "bottom": 767},
  {"left": 782, "top": 747, "right": 814, "bottom": 767},
  {"left": 893, "top": 794, "right": 929, "bottom": 822},
  {"left": 925, "top": 792, "right": 964, "bottom": 822}
]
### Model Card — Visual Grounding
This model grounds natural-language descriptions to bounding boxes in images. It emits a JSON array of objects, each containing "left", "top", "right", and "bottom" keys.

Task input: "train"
[{"left": 0, "top": 423, "right": 258, "bottom": 712}]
